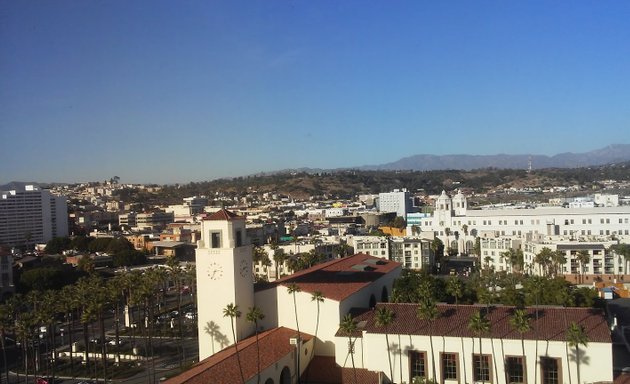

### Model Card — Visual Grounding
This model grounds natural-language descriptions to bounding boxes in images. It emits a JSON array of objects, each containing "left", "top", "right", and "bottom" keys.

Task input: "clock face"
[
  {"left": 207, "top": 262, "right": 224, "bottom": 281},
  {"left": 239, "top": 259, "right": 250, "bottom": 278}
]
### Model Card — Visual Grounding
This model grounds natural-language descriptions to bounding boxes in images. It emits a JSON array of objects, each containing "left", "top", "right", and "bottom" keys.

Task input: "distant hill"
[{"left": 360, "top": 144, "right": 630, "bottom": 171}]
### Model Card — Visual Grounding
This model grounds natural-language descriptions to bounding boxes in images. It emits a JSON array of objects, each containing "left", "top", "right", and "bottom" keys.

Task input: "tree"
[
  {"left": 339, "top": 314, "right": 358, "bottom": 384},
  {"left": 246, "top": 306, "right": 265, "bottom": 384},
  {"left": 287, "top": 283, "right": 302, "bottom": 383},
  {"left": 534, "top": 247, "right": 553, "bottom": 277},
  {"left": 576, "top": 250, "right": 590, "bottom": 284},
  {"left": 566, "top": 322, "right": 588, "bottom": 384},
  {"left": 223, "top": 303, "right": 245, "bottom": 384},
  {"left": 310, "top": 291, "right": 325, "bottom": 361},
  {"left": 45, "top": 237, "right": 71, "bottom": 254},
  {"left": 417, "top": 300, "right": 438, "bottom": 382},
  {"left": 272, "top": 246, "right": 287, "bottom": 279},
  {"left": 446, "top": 277, "right": 463, "bottom": 306},
  {"left": 509, "top": 309, "right": 531, "bottom": 373},
  {"left": 374, "top": 306, "right": 395, "bottom": 383},
  {"left": 468, "top": 310, "right": 491, "bottom": 384}
]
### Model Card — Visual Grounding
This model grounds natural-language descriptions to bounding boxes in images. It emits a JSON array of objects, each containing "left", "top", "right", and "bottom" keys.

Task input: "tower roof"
[{"left": 204, "top": 208, "right": 243, "bottom": 221}]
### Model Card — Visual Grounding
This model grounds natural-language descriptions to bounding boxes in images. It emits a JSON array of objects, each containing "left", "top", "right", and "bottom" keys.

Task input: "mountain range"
[{"left": 359, "top": 144, "right": 630, "bottom": 171}]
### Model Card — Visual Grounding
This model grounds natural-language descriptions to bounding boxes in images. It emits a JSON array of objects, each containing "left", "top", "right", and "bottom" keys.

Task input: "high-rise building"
[
  {"left": 378, "top": 189, "right": 411, "bottom": 218},
  {"left": 0, "top": 185, "right": 68, "bottom": 247}
]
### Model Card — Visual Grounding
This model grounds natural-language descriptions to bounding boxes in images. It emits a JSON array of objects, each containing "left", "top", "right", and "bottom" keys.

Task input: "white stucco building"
[
  {"left": 420, "top": 190, "right": 630, "bottom": 255},
  {"left": 335, "top": 303, "right": 612, "bottom": 384},
  {"left": 378, "top": 189, "right": 412, "bottom": 219}
]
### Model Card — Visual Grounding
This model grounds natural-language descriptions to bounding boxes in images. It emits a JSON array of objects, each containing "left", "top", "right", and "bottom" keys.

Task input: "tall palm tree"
[
  {"left": 287, "top": 283, "right": 302, "bottom": 383},
  {"left": 417, "top": 300, "right": 438, "bottom": 382},
  {"left": 0, "top": 299, "right": 16, "bottom": 384},
  {"left": 246, "top": 306, "right": 265, "bottom": 384},
  {"left": 340, "top": 314, "right": 358, "bottom": 384},
  {"left": 446, "top": 277, "right": 463, "bottom": 306},
  {"left": 566, "top": 322, "right": 588, "bottom": 384},
  {"left": 375, "top": 306, "right": 395, "bottom": 383},
  {"left": 509, "top": 309, "right": 531, "bottom": 384},
  {"left": 576, "top": 250, "right": 590, "bottom": 284},
  {"left": 468, "top": 310, "right": 491, "bottom": 384},
  {"left": 224, "top": 303, "right": 245, "bottom": 384},
  {"left": 310, "top": 291, "right": 325, "bottom": 359}
]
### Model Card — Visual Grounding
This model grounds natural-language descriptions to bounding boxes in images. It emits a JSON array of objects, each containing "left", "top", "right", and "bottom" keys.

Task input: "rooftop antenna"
[{"left": 528, "top": 156, "right": 532, "bottom": 173}]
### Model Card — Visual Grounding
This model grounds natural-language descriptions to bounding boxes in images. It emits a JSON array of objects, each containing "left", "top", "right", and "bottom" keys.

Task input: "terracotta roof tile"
[
  {"left": 301, "top": 356, "right": 381, "bottom": 384},
  {"left": 164, "top": 327, "right": 312, "bottom": 384},
  {"left": 204, "top": 209, "right": 243, "bottom": 221},
  {"left": 256, "top": 253, "right": 401, "bottom": 301},
  {"left": 339, "top": 303, "right": 611, "bottom": 343}
]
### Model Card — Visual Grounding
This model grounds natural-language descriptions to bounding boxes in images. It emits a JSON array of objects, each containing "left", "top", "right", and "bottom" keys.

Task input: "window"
[
  {"left": 210, "top": 231, "right": 221, "bottom": 248},
  {"left": 540, "top": 357, "right": 561, "bottom": 384},
  {"left": 409, "top": 351, "right": 427, "bottom": 379},
  {"left": 506, "top": 356, "right": 526, "bottom": 384},
  {"left": 235, "top": 230, "right": 243, "bottom": 247},
  {"left": 473, "top": 354, "right": 491, "bottom": 383},
  {"left": 441, "top": 353, "right": 458, "bottom": 380}
]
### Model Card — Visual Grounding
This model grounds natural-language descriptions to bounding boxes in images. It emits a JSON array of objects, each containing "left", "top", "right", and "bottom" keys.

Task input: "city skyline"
[{"left": 2, "top": 1, "right": 630, "bottom": 184}]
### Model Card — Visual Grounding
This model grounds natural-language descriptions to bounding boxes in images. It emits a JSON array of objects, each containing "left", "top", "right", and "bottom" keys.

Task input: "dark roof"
[
  {"left": 301, "top": 356, "right": 381, "bottom": 384},
  {"left": 337, "top": 303, "right": 611, "bottom": 343},
  {"left": 204, "top": 209, "right": 243, "bottom": 221},
  {"left": 255, "top": 253, "right": 401, "bottom": 302},
  {"left": 164, "top": 327, "right": 312, "bottom": 384}
]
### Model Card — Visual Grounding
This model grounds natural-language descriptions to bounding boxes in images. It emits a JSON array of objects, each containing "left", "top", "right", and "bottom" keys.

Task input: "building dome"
[{"left": 435, "top": 190, "right": 452, "bottom": 211}]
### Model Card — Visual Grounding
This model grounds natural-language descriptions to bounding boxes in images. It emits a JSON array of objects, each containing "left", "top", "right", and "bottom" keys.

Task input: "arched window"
[
  {"left": 280, "top": 366, "right": 291, "bottom": 384},
  {"left": 369, "top": 294, "right": 376, "bottom": 308},
  {"left": 264, "top": 379, "right": 274, "bottom": 384},
  {"left": 381, "top": 286, "right": 389, "bottom": 302}
]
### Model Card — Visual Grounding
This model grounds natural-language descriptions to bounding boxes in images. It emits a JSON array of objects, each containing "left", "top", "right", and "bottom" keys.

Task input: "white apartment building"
[
  {"left": 378, "top": 189, "right": 411, "bottom": 219},
  {"left": 421, "top": 190, "right": 630, "bottom": 255},
  {"left": 353, "top": 235, "right": 434, "bottom": 270},
  {"left": 119, "top": 211, "right": 174, "bottom": 230},
  {"left": 0, "top": 185, "right": 68, "bottom": 247},
  {"left": 479, "top": 233, "right": 630, "bottom": 281}
]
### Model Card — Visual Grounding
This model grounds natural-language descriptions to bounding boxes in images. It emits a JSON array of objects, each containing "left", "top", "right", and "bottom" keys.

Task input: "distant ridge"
[{"left": 359, "top": 144, "right": 630, "bottom": 171}]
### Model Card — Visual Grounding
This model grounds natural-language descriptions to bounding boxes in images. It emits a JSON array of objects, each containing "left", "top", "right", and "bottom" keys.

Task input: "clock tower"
[{"left": 196, "top": 209, "right": 254, "bottom": 360}]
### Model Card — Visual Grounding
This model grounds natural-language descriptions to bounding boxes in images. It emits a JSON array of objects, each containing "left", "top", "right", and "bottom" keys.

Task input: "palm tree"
[
  {"left": 339, "top": 314, "right": 358, "bottom": 384},
  {"left": 223, "top": 303, "right": 245, "bottom": 384},
  {"left": 417, "top": 300, "right": 438, "bottom": 382},
  {"left": 310, "top": 291, "right": 325, "bottom": 357},
  {"left": 375, "top": 306, "right": 395, "bottom": 383},
  {"left": 246, "top": 306, "right": 265, "bottom": 384},
  {"left": 534, "top": 247, "right": 553, "bottom": 276},
  {"left": 468, "top": 310, "right": 491, "bottom": 384},
  {"left": 287, "top": 283, "right": 302, "bottom": 383},
  {"left": 566, "top": 322, "right": 588, "bottom": 384},
  {"left": 509, "top": 309, "right": 531, "bottom": 383},
  {"left": 272, "top": 245, "right": 287, "bottom": 279},
  {"left": 576, "top": 250, "right": 590, "bottom": 284},
  {"left": 446, "top": 277, "right": 463, "bottom": 306},
  {"left": 0, "top": 299, "right": 16, "bottom": 384}
]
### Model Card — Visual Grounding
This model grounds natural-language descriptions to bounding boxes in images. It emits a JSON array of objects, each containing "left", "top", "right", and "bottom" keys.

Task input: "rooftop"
[
  {"left": 164, "top": 327, "right": 312, "bottom": 384},
  {"left": 255, "top": 253, "right": 401, "bottom": 302},
  {"left": 336, "top": 303, "right": 611, "bottom": 343},
  {"left": 203, "top": 208, "right": 243, "bottom": 221}
]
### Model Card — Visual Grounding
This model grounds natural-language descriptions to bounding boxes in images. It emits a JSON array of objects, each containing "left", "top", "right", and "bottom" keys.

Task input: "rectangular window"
[
  {"left": 235, "top": 230, "right": 243, "bottom": 247},
  {"left": 210, "top": 231, "right": 221, "bottom": 248},
  {"left": 506, "top": 356, "right": 526, "bottom": 384},
  {"left": 409, "top": 350, "right": 427, "bottom": 379},
  {"left": 540, "top": 357, "right": 561, "bottom": 384},
  {"left": 473, "top": 354, "right": 491, "bottom": 383},
  {"left": 441, "top": 353, "right": 458, "bottom": 380}
]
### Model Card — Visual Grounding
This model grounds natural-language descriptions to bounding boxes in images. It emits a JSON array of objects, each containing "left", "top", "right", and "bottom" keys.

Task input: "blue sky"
[{"left": 1, "top": 1, "right": 629, "bottom": 184}]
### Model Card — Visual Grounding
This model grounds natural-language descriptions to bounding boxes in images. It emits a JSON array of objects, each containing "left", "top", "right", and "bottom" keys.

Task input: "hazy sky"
[{"left": 1, "top": 1, "right": 629, "bottom": 184}]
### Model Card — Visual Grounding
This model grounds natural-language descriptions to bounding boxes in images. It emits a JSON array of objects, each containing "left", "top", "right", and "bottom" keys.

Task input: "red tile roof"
[
  {"left": 164, "top": 327, "right": 312, "bottom": 384},
  {"left": 301, "top": 356, "right": 382, "bottom": 384},
  {"left": 338, "top": 303, "right": 611, "bottom": 343},
  {"left": 204, "top": 208, "right": 243, "bottom": 221},
  {"left": 256, "top": 253, "right": 401, "bottom": 302}
]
